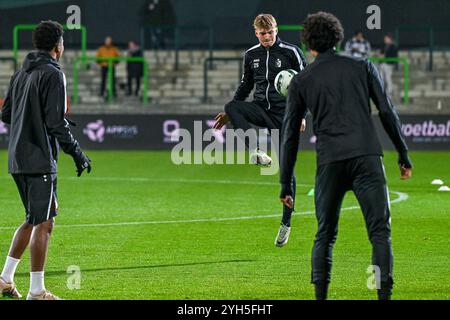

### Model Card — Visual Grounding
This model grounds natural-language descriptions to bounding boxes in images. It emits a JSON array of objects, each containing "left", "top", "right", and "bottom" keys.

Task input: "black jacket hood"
[{"left": 23, "top": 51, "right": 59, "bottom": 73}]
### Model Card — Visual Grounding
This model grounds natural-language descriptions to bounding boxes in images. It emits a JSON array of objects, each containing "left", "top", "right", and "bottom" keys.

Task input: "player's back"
[
  {"left": 295, "top": 49, "right": 383, "bottom": 165},
  {"left": 7, "top": 51, "right": 62, "bottom": 174}
]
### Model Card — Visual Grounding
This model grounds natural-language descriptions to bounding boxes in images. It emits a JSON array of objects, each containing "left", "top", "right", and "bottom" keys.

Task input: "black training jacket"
[
  {"left": 1, "top": 51, "right": 80, "bottom": 174},
  {"left": 234, "top": 37, "right": 307, "bottom": 114},
  {"left": 280, "top": 49, "right": 408, "bottom": 184}
]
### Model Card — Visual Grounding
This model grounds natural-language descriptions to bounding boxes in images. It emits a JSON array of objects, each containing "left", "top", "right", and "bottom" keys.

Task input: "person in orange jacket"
[{"left": 96, "top": 36, "right": 120, "bottom": 98}]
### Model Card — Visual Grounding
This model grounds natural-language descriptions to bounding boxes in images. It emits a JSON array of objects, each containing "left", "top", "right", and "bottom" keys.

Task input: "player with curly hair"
[{"left": 279, "top": 12, "right": 412, "bottom": 300}]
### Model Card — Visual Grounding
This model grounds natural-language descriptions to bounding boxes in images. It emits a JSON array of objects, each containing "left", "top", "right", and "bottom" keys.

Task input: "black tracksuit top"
[
  {"left": 280, "top": 49, "right": 408, "bottom": 184},
  {"left": 1, "top": 51, "right": 80, "bottom": 174},
  {"left": 234, "top": 37, "right": 307, "bottom": 115}
]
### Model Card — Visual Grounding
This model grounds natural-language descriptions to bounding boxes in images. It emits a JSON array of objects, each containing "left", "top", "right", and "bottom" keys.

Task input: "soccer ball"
[{"left": 274, "top": 69, "right": 298, "bottom": 97}]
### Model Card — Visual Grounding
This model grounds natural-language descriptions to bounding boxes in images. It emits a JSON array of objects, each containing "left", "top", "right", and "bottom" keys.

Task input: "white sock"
[
  {"left": 29, "top": 271, "right": 45, "bottom": 295},
  {"left": 1, "top": 256, "right": 20, "bottom": 283}
]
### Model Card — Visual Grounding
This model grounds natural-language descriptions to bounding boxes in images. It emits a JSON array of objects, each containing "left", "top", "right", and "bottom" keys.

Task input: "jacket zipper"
[{"left": 265, "top": 48, "right": 271, "bottom": 110}]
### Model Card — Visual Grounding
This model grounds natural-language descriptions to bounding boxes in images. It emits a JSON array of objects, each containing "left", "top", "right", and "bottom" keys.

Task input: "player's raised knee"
[{"left": 224, "top": 101, "right": 239, "bottom": 116}]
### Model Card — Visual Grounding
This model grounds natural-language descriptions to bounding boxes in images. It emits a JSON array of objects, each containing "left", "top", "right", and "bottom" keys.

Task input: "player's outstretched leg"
[
  {"left": 26, "top": 218, "right": 61, "bottom": 300},
  {"left": 275, "top": 174, "right": 296, "bottom": 247},
  {"left": 352, "top": 156, "right": 394, "bottom": 300},
  {"left": 311, "top": 163, "right": 347, "bottom": 300},
  {"left": 0, "top": 222, "right": 33, "bottom": 299},
  {"left": 224, "top": 101, "right": 273, "bottom": 167}
]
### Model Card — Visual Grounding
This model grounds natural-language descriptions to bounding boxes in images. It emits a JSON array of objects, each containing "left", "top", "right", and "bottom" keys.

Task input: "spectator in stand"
[
  {"left": 96, "top": 36, "right": 120, "bottom": 98},
  {"left": 379, "top": 33, "right": 399, "bottom": 97},
  {"left": 126, "top": 41, "right": 144, "bottom": 97},
  {"left": 139, "top": 0, "right": 176, "bottom": 50},
  {"left": 345, "top": 31, "right": 371, "bottom": 59}
]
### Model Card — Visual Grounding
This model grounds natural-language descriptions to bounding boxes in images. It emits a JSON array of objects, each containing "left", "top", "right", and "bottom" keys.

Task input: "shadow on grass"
[{"left": 15, "top": 259, "right": 257, "bottom": 278}]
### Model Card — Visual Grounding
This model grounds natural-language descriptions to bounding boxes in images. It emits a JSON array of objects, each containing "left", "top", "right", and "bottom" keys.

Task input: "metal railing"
[
  {"left": 368, "top": 56, "right": 410, "bottom": 104},
  {"left": 203, "top": 57, "right": 242, "bottom": 103},
  {"left": 13, "top": 24, "right": 87, "bottom": 65},
  {"left": 73, "top": 56, "right": 148, "bottom": 104},
  {"left": 140, "top": 25, "right": 214, "bottom": 70}
]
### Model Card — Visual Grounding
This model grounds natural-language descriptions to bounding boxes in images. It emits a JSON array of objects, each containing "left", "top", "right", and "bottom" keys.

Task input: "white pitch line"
[
  {"left": 72, "top": 176, "right": 313, "bottom": 187},
  {"left": 0, "top": 191, "right": 408, "bottom": 230},
  {"left": 0, "top": 176, "right": 311, "bottom": 187}
]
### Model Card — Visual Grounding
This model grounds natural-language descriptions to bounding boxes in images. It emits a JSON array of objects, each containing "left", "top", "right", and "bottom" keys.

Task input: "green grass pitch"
[{"left": 0, "top": 150, "right": 448, "bottom": 300}]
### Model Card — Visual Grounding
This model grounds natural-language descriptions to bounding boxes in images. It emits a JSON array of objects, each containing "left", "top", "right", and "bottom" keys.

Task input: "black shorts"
[{"left": 12, "top": 174, "right": 58, "bottom": 226}]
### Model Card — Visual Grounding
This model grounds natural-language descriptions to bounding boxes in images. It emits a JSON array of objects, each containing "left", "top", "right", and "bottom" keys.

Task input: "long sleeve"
[
  {"left": 233, "top": 52, "right": 254, "bottom": 101},
  {"left": 1, "top": 72, "right": 18, "bottom": 124},
  {"left": 367, "top": 61, "right": 408, "bottom": 154},
  {"left": 42, "top": 71, "right": 80, "bottom": 155},
  {"left": 291, "top": 48, "right": 308, "bottom": 119},
  {"left": 280, "top": 77, "right": 307, "bottom": 185}
]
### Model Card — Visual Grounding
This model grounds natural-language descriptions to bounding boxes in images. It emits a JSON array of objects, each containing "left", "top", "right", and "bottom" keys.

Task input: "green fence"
[
  {"left": 278, "top": 25, "right": 306, "bottom": 53},
  {"left": 368, "top": 57, "right": 409, "bottom": 104},
  {"left": 73, "top": 56, "right": 148, "bottom": 104},
  {"left": 13, "top": 24, "right": 87, "bottom": 64},
  {"left": 140, "top": 25, "right": 214, "bottom": 70}
]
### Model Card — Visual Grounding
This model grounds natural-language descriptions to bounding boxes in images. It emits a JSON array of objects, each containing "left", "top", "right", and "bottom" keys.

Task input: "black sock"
[
  {"left": 314, "top": 282, "right": 329, "bottom": 300},
  {"left": 281, "top": 200, "right": 293, "bottom": 226},
  {"left": 281, "top": 176, "right": 296, "bottom": 227},
  {"left": 281, "top": 217, "right": 291, "bottom": 227},
  {"left": 377, "top": 282, "right": 392, "bottom": 300}
]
